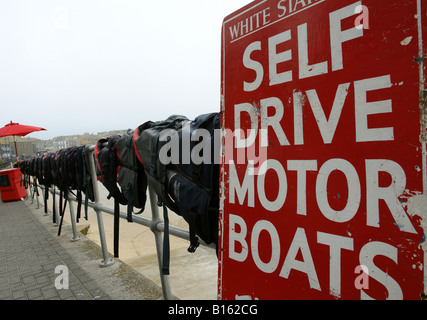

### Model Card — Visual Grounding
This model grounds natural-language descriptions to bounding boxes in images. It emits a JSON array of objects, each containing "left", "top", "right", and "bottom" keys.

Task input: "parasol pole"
[{"left": 13, "top": 135, "right": 18, "bottom": 160}]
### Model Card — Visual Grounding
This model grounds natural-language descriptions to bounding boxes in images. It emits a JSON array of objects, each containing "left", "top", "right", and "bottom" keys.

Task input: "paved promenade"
[{"left": 0, "top": 198, "right": 163, "bottom": 300}]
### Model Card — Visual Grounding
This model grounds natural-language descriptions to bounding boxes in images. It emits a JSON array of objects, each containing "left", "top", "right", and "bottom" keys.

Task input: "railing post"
[
  {"left": 34, "top": 177, "right": 40, "bottom": 209},
  {"left": 148, "top": 186, "right": 173, "bottom": 300},
  {"left": 30, "top": 177, "right": 34, "bottom": 204},
  {"left": 41, "top": 188, "right": 49, "bottom": 216},
  {"left": 52, "top": 187, "right": 60, "bottom": 226},
  {"left": 67, "top": 194, "right": 81, "bottom": 242},
  {"left": 87, "top": 147, "right": 114, "bottom": 268}
]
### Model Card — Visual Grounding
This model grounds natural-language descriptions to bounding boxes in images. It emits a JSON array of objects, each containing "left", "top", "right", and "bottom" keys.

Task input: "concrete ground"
[
  {"left": 8, "top": 183, "right": 219, "bottom": 300},
  {"left": 0, "top": 198, "right": 165, "bottom": 300}
]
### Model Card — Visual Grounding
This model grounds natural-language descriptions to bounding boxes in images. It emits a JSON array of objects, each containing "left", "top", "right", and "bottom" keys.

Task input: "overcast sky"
[{"left": 0, "top": 0, "right": 251, "bottom": 140}]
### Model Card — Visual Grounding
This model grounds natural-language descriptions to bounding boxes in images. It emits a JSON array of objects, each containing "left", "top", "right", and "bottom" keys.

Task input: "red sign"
[{"left": 219, "top": 0, "right": 427, "bottom": 300}]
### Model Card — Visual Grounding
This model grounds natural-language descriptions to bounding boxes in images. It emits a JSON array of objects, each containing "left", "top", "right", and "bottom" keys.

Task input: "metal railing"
[{"left": 28, "top": 144, "right": 215, "bottom": 300}]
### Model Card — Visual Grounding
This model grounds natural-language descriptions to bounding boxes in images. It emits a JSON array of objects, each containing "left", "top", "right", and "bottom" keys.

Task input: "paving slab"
[{"left": 0, "top": 199, "right": 164, "bottom": 300}]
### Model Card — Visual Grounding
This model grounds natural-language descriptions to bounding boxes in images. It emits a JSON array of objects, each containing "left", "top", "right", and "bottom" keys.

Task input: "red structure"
[
  {"left": 219, "top": 0, "right": 427, "bottom": 300},
  {"left": 0, "top": 168, "right": 27, "bottom": 202}
]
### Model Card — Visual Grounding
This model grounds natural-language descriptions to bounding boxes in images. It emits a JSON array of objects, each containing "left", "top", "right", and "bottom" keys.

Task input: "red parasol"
[{"left": 0, "top": 121, "right": 46, "bottom": 159}]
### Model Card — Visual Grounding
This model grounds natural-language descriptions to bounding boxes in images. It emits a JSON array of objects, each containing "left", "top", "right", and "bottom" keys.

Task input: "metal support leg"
[
  {"left": 87, "top": 147, "right": 114, "bottom": 268},
  {"left": 52, "top": 188, "right": 60, "bottom": 226},
  {"left": 30, "top": 178, "right": 34, "bottom": 204},
  {"left": 95, "top": 208, "right": 114, "bottom": 267},
  {"left": 42, "top": 188, "right": 49, "bottom": 216},
  {"left": 67, "top": 195, "right": 81, "bottom": 242},
  {"left": 149, "top": 186, "right": 173, "bottom": 300},
  {"left": 34, "top": 178, "right": 40, "bottom": 209}
]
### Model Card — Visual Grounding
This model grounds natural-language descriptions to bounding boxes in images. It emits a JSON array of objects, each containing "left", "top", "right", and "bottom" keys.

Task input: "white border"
[
  {"left": 416, "top": 0, "right": 427, "bottom": 297},
  {"left": 417, "top": 0, "right": 426, "bottom": 194}
]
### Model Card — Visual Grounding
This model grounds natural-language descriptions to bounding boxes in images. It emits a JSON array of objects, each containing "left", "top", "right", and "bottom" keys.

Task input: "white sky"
[{"left": 0, "top": 0, "right": 252, "bottom": 140}]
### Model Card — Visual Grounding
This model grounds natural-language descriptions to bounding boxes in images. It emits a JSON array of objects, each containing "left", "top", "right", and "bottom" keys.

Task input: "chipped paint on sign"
[
  {"left": 406, "top": 194, "right": 427, "bottom": 293},
  {"left": 401, "top": 36, "right": 413, "bottom": 46}
]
